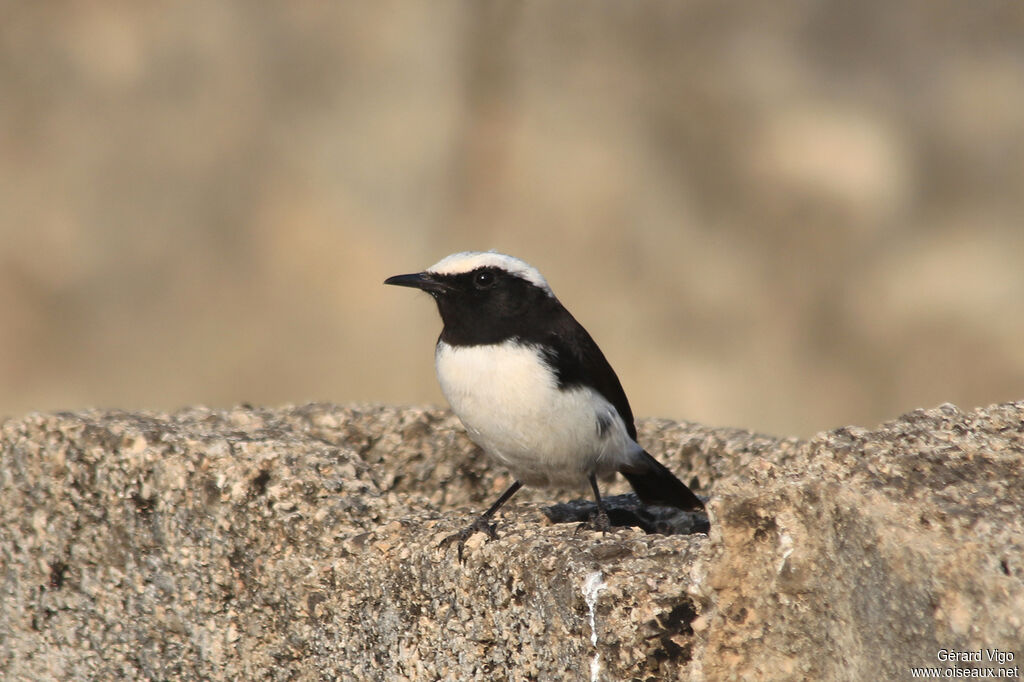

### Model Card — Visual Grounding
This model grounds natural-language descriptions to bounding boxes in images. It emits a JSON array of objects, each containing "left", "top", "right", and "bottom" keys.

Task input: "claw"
[
  {"left": 573, "top": 507, "right": 611, "bottom": 536},
  {"left": 439, "top": 517, "right": 500, "bottom": 562}
]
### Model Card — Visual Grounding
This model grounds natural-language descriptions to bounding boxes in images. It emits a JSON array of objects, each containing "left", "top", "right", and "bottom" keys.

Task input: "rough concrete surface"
[{"left": 1, "top": 402, "right": 1021, "bottom": 680}]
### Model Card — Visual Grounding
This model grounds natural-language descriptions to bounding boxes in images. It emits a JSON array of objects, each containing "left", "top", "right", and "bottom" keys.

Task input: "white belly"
[{"left": 435, "top": 340, "right": 641, "bottom": 487}]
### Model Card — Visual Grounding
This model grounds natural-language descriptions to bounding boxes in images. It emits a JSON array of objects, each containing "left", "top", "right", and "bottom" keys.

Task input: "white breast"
[{"left": 434, "top": 340, "right": 641, "bottom": 488}]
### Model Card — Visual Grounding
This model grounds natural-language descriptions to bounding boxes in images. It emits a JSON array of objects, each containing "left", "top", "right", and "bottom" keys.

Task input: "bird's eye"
[{"left": 474, "top": 271, "right": 495, "bottom": 289}]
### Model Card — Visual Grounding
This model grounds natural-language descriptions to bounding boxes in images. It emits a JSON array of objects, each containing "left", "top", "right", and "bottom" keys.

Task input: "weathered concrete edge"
[{"left": 1, "top": 402, "right": 1022, "bottom": 681}]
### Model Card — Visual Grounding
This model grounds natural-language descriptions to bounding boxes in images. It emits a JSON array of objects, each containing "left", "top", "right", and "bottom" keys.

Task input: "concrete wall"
[{"left": 2, "top": 402, "right": 1021, "bottom": 679}]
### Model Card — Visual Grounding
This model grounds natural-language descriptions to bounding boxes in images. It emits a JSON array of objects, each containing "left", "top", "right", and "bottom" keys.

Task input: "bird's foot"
[
  {"left": 439, "top": 516, "right": 499, "bottom": 563},
  {"left": 574, "top": 507, "right": 611, "bottom": 536}
]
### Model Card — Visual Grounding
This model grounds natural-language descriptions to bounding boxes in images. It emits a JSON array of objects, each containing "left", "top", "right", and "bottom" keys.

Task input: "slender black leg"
[
  {"left": 440, "top": 480, "right": 524, "bottom": 562},
  {"left": 480, "top": 480, "right": 525, "bottom": 520},
  {"left": 586, "top": 473, "right": 611, "bottom": 533}
]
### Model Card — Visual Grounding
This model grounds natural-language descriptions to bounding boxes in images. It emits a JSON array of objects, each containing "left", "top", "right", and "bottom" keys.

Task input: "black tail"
[{"left": 619, "top": 450, "right": 704, "bottom": 511}]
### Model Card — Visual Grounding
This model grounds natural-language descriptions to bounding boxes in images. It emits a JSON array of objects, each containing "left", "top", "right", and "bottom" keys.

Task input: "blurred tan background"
[{"left": 2, "top": 1, "right": 1023, "bottom": 437}]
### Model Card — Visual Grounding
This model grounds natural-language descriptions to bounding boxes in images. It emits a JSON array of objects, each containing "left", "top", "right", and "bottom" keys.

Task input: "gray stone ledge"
[{"left": 1, "top": 402, "right": 1021, "bottom": 680}]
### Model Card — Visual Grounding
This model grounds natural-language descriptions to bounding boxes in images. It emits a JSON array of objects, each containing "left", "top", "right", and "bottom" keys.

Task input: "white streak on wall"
[{"left": 582, "top": 571, "right": 608, "bottom": 682}]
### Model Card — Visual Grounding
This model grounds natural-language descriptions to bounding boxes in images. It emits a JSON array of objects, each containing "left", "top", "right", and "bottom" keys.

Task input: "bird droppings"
[
  {"left": 582, "top": 571, "right": 607, "bottom": 682},
  {"left": 1, "top": 401, "right": 1023, "bottom": 680}
]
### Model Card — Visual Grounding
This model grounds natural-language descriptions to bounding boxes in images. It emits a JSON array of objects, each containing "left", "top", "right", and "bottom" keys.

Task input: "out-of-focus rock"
[
  {"left": 3, "top": 2, "right": 1024, "bottom": 435},
  {"left": 1, "top": 402, "right": 1021, "bottom": 680}
]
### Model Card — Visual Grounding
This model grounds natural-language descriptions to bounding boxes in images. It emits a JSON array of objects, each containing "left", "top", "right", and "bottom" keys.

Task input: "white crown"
[{"left": 427, "top": 251, "right": 552, "bottom": 295}]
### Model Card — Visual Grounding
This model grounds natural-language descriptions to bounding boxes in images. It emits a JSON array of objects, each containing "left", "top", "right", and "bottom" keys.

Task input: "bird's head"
[{"left": 384, "top": 251, "right": 557, "bottom": 344}]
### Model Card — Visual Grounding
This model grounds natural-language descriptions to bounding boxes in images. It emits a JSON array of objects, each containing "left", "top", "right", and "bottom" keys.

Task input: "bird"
[{"left": 384, "top": 250, "right": 705, "bottom": 557}]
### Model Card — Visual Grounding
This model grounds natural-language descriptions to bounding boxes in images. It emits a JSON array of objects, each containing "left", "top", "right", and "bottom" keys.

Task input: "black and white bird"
[{"left": 384, "top": 251, "right": 704, "bottom": 555}]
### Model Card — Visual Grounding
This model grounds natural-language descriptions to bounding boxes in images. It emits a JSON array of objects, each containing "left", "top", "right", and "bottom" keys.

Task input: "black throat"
[
  {"left": 437, "top": 294, "right": 566, "bottom": 348},
  {"left": 432, "top": 269, "right": 561, "bottom": 347}
]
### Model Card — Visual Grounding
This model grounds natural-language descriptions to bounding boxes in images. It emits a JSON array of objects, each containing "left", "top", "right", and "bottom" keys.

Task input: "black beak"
[{"left": 384, "top": 271, "right": 449, "bottom": 295}]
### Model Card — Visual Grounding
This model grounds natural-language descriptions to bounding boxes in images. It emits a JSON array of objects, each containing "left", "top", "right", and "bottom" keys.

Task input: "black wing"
[
  {"left": 535, "top": 304, "right": 638, "bottom": 440},
  {"left": 535, "top": 301, "right": 705, "bottom": 512}
]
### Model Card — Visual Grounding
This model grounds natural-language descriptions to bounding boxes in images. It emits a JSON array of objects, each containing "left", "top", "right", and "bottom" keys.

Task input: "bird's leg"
[
  {"left": 440, "top": 480, "right": 523, "bottom": 562},
  {"left": 575, "top": 473, "right": 612, "bottom": 534}
]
